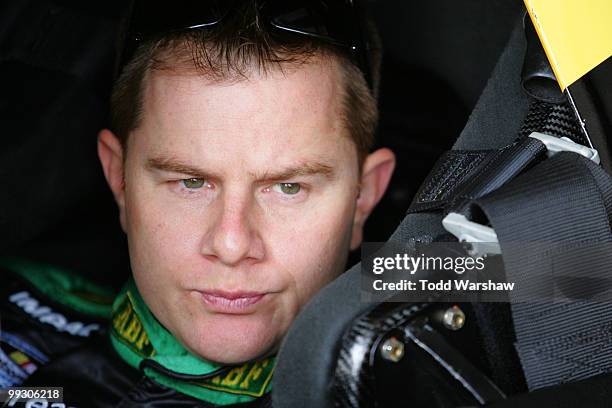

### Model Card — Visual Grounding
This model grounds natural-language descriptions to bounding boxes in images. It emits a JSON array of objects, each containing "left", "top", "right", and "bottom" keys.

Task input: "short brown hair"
[{"left": 110, "top": 3, "right": 379, "bottom": 166}]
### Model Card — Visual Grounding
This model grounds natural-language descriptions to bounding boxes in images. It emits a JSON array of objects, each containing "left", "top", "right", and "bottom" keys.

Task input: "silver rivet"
[
  {"left": 380, "top": 336, "right": 404, "bottom": 362},
  {"left": 443, "top": 305, "right": 466, "bottom": 331}
]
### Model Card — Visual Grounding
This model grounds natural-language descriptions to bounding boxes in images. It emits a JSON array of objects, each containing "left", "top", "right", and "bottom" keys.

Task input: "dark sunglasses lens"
[
  {"left": 132, "top": 0, "right": 235, "bottom": 39},
  {"left": 266, "top": 0, "right": 356, "bottom": 47}
]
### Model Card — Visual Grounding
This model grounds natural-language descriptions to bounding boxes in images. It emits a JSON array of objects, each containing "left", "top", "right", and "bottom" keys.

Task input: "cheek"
[
  {"left": 124, "top": 183, "right": 205, "bottom": 279},
  {"left": 277, "top": 200, "right": 354, "bottom": 306}
]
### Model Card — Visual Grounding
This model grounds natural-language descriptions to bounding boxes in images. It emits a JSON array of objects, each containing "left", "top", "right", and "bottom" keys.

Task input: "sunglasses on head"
[{"left": 118, "top": 0, "right": 373, "bottom": 89}]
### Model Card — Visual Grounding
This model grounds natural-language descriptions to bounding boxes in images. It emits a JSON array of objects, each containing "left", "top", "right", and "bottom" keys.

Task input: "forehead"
[{"left": 131, "top": 57, "right": 355, "bottom": 170}]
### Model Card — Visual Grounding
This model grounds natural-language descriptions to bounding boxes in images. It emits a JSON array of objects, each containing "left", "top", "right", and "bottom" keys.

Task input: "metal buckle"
[
  {"left": 529, "top": 132, "right": 600, "bottom": 164},
  {"left": 442, "top": 213, "right": 501, "bottom": 257},
  {"left": 441, "top": 133, "right": 600, "bottom": 256}
]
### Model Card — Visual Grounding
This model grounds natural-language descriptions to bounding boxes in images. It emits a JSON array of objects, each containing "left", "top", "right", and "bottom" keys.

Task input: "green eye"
[
  {"left": 182, "top": 178, "right": 206, "bottom": 189},
  {"left": 274, "top": 183, "right": 301, "bottom": 195}
]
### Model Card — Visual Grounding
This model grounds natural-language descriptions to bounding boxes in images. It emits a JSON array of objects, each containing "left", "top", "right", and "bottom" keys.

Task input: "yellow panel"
[{"left": 524, "top": 0, "right": 612, "bottom": 90}]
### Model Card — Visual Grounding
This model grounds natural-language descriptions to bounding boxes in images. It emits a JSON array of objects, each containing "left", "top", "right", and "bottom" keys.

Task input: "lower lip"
[{"left": 199, "top": 292, "right": 266, "bottom": 314}]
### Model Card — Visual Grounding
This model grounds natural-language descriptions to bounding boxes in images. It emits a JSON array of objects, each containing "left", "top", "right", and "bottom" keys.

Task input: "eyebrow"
[
  {"left": 146, "top": 156, "right": 213, "bottom": 179},
  {"left": 146, "top": 156, "right": 337, "bottom": 182},
  {"left": 257, "top": 162, "right": 336, "bottom": 182}
]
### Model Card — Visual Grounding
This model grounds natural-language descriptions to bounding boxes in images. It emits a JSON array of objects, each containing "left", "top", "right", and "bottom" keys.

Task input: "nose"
[{"left": 201, "top": 190, "right": 264, "bottom": 266}]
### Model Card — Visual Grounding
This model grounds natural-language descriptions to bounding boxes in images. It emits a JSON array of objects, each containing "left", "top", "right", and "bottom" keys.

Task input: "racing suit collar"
[{"left": 110, "top": 278, "right": 274, "bottom": 405}]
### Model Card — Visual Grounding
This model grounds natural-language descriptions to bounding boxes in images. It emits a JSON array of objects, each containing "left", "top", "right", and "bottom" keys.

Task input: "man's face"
[{"left": 119, "top": 58, "right": 362, "bottom": 363}]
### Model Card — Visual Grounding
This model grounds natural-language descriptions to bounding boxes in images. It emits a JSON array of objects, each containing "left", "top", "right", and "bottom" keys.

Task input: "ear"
[
  {"left": 350, "top": 148, "right": 396, "bottom": 250},
  {"left": 98, "top": 129, "right": 127, "bottom": 232}
]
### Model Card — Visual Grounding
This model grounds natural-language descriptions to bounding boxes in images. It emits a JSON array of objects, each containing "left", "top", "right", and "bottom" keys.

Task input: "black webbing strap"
[
  {"left": 410, "top": 100, "right": 585, "bottom": 215},
  {"left": 410, "top": 137, "right": 547, "bottom": 215},
  {"left": 409, "top": 149, "right": 493, "bottom": 212},
  {"left": 472, "top": 152, "right": 612, "bottom": 390}
]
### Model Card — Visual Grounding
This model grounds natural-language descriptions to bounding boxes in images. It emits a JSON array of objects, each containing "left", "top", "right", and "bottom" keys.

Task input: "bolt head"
[
  {"left": 443, "top": 305, "right": 466, "bottom": 331},
  {"left": 380, "top": 336, "right": 405, "bottom": 362}
]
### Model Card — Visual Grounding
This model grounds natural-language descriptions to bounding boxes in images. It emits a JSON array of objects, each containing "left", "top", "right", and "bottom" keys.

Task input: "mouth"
[{"left": 198, "top": 290, "right": 267, "bottom": 314}]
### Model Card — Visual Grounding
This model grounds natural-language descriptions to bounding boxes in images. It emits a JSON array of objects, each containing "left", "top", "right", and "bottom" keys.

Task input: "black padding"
[
  {"left": 453, "top": 22, "right": 531, "bottom": 151},
  {"left": 273, "top": 16, "right": 529, "bottom": 407}
]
